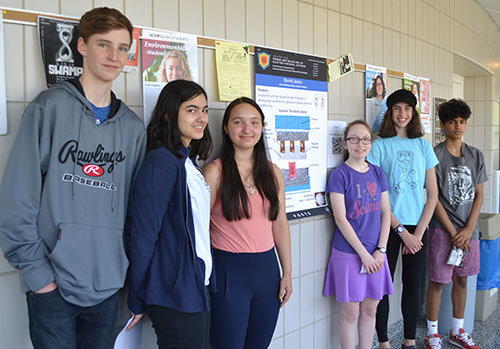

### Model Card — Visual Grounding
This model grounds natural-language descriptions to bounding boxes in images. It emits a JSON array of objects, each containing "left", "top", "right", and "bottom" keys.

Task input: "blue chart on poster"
[{"left": 254, "top": 47, "right": 329, "bottom": 220}]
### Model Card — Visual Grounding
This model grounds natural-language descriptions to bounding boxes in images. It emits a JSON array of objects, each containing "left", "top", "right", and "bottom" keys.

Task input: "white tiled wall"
[{"left": 1, "top": 0, "right": 500, "bottom": 347}]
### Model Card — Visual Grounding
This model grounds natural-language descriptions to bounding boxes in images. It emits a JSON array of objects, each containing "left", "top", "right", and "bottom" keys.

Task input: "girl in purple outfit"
[{"left": 324, "top": 120, "right": 394, "bottom": 349}]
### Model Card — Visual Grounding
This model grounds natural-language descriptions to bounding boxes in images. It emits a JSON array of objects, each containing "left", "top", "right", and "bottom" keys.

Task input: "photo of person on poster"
[
  {"left": 158, "top": 50, "right": 192, "bottom": 82},
  {"left": 366, "top": 73, "right": 387, "bottom": 133},
  {"left": 411, "top": 81, "right": 420, "bottom": 111}
]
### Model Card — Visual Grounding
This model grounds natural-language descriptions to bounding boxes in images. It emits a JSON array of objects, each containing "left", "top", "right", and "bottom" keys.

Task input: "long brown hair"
[
  {"left": 378, "top": 105, "right": 423, "bottom": 138},
  {"left": 220, "top": 97, "right": 279, "bottom": 221}
]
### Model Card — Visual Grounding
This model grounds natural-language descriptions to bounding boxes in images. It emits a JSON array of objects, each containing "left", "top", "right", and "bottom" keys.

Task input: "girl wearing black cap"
[{"left": 366, "top": 89, "right": 439, "bottom": 349}]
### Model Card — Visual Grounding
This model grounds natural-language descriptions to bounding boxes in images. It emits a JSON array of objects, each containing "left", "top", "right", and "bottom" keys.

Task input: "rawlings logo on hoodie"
[{"left": 58, "top": 139, "right": 126, "bottom": 175}]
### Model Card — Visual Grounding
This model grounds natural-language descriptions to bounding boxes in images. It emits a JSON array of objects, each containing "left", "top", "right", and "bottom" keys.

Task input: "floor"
[{"left": 372, "top": 290, "right": 500, "bottom": 348}]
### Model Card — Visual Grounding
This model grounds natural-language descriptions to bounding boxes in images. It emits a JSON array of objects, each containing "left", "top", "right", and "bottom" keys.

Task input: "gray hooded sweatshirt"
[{"left": 0, "top": 81, "right": 146, "bottom": 307}]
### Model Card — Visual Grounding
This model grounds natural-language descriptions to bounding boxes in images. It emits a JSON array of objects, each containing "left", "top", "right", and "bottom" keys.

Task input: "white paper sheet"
[{"left": 114, "top": 316, "right": 142, "bottom": 349}]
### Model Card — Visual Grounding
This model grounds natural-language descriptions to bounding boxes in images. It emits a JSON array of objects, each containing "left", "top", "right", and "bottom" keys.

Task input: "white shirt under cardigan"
[{"left": 185, "top": 158, "right": 212, "bottom": 285}]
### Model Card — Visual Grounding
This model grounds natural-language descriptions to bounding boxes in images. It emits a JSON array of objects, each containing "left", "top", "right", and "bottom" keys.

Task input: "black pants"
[
  {"left": 145, "top": 305, "right": 210, "bottom": 349},
  {"left": 210, "top": 248, "right": 280, "bottom": 348},
  {"left": 375, "top": 225, "right": 427, "bottom": 342}
]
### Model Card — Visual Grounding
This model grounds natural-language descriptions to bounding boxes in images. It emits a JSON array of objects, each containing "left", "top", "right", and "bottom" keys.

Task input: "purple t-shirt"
[{"left": 326, "top": 162, "right": 390, "bottom": 254}]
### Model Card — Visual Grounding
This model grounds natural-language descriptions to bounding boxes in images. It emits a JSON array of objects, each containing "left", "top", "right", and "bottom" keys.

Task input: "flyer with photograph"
[
  {"left": 141, "top": 29, "right": 198, "bottom": 125},
  {"left": 365, "top": 64, "right": 387, "bottom": 133},
  {"left": 403, "top": 73, "right": 421, "bottom": 113}
]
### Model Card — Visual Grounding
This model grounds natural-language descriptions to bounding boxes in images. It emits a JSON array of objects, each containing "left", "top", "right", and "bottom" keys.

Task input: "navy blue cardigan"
[{"left": 127, "top": 146, "right": 213, "bottom": 314}]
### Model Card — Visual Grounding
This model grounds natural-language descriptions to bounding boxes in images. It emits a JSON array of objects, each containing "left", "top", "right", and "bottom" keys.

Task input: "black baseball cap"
[{"left": 387, "top": 89, "right": 417, "bottom": 109}]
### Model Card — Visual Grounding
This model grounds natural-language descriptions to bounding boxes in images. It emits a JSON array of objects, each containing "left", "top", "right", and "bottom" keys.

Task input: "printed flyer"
[
  {"left": 327, "top": 120, "right": 347, "bottom": 169},
  {"left": 403, "top": 73, "right": 421, "bottom": 113},
  {"left": 141, "top": 29, "right": 198, "bottom": 125},
  {"left": 215, "top": 40, "right": 251, "bottom": 101},
  {"left": 254, "top": 47, "right": 328, "bottom": 219},
  {"left": 327, "top": 53, "right": 354, "bottom": 83},
  {"left": 38, "top": 16, "right": 83, "bottom": 87},
  {"left": 123, "top": 27, "right": 141, "bottom": 72},
  {"left": 419, "top": 77, "right": 431, "bottom": 133}
]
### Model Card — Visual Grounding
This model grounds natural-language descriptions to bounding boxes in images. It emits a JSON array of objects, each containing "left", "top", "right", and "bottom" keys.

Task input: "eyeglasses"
[{"left": 346, "top": 136, "right": 372, "bottom": 145}]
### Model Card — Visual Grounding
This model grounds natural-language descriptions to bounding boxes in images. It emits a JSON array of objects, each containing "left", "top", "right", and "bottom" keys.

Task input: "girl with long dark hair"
[
  {"left": 126, "top": 80, "right": 213, "bottom": 348},
  {"left": 368, "top": 89, "right": 438, "bottom": 349},
  {"left": 203, "top": 97, "right": 292, "bottom": 348}
]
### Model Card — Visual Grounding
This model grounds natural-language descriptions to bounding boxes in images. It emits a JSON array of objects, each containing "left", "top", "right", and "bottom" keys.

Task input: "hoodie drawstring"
[
  {"left": 73, "top": 105, "right": 86, "bottom": 201},
  {"left": 111, "top": 117, "right": 121, "bottom": 212}
]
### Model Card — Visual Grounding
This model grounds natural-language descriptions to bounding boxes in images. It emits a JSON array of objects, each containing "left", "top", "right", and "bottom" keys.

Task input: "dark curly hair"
[{"left": 437, "top": 98, "right": 471, "bottom": 123}]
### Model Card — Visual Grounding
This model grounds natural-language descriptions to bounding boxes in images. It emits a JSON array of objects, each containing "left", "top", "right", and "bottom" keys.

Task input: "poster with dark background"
[{"left": 38, "top": 16, "right": 83, "bottom": 87}]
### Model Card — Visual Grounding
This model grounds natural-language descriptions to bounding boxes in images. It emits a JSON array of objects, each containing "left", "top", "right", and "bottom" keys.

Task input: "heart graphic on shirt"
[{"left": 366, "top": 182, "right": 377, "bottom": 198}]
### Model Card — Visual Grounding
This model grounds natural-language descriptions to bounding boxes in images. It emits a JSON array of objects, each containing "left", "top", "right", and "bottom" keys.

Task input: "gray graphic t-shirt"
[{"left": 430, "top": 142, "right": 487, "bottom": 239}]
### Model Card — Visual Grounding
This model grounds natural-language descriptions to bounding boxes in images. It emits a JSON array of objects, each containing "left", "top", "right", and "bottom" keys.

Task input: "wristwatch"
[
  {"left": 376, "top": 246, "right": 387, "bottom": 254},
  {"left": 394, "top": 224, "right": 404, "bottom": 234}
]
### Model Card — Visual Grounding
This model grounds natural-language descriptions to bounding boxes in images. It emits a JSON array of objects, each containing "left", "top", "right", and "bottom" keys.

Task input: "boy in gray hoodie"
[{"left": 0, "top": 7, "right": 146, "bottom": 348}]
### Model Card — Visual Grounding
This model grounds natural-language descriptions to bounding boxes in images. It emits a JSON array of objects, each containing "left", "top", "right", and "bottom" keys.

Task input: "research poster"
[
  {"left": 141, "top": 29, "right": 198, "bottom": 125},
  {"left": 38, "top": 16, "right": 83, "bottom": 87},
  {"left": 254, "top": 47, "right": 328, "bottom": 219},
  {"left": 365, "top": 64, "right": 387, "bottom": 133}
]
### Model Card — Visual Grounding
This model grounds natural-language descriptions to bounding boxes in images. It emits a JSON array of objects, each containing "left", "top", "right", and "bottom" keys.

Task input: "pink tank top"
[{"left": 210, "top": 159, "right": 275, "bottom": 253}]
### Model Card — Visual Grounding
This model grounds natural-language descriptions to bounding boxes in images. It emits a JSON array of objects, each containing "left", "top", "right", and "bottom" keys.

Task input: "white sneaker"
[{"left": 425, "top": 333, "right": 442, "bottom": 348}]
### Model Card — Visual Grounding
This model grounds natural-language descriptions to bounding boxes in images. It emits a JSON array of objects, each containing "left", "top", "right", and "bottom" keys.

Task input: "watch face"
[
  {"left": 396, "top": 225, "right": 404, "bottom": 233},
  {"left": 378, "top": 247, "right": 387, "bottom": 253}
]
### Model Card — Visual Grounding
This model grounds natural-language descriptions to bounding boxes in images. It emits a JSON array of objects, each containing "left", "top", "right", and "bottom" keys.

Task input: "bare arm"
[
  {"left": 373, "top": 191, "right": 391, "bottom": 266},
  {"left": 202, "top": 161, "right": 221, "bottom": 210},
  {"left": 452, "top": 183, "right": 483, "bottom": 251},
  {"left": 434, "top": 200, "right": 458, "bottom": 238},
  {"left": 377, "top": 191, "right": 391, "bottom": 248},
  {"left": 271, "top": 164, "right": 293, "bottom": 306},
  {"left": 414, "top": 167, "right": 439, "bottom": 239}
]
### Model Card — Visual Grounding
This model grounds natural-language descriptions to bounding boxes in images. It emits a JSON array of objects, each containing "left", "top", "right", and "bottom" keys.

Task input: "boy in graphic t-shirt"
[{"left": 424, "top": 99, "right": 487, "bottom": 349}]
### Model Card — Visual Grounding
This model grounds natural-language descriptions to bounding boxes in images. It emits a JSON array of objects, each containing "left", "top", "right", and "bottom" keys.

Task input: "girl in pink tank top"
[{"left": 204, "top": 97, "right": 292, "bottom": 348}]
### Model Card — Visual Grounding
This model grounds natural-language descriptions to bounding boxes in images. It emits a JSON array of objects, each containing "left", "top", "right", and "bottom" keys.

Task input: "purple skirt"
[{"left": 323, "top": 246, "right": 394, "bottom": 303}]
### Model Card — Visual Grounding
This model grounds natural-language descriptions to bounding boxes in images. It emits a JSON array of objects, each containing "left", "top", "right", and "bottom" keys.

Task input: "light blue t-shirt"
[{"left": 367, "top": 136, "right": 439, "bottom": 225}]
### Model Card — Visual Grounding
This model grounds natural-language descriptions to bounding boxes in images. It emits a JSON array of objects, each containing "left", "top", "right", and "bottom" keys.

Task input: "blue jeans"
[{"left": 26, "top": 288, "right": 119, "bottom": 349}]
